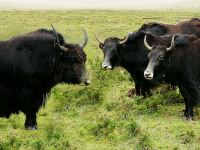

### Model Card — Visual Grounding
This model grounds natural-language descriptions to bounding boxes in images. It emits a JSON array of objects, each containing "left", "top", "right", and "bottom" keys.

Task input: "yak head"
[
  {"left": 95, "top": 34, "right": 130, "bottom": 69},
  {"left": 143, "top": 34, "right": 176, "bottom": 80},
  {"left": 52, "top": 26, "right": 90, "bottom": 85}
]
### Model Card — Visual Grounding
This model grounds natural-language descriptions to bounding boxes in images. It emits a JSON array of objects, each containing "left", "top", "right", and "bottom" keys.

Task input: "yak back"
[
  {"left": 0, "top": 29, "right": 65, "bottom": 84},
  {"left": 137, "top": 18, "right": 200, "bottom": 37}
]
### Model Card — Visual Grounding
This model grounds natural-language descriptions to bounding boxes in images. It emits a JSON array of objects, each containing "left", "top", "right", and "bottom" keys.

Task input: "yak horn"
[
  {"left": 119, "top": 32, "right": 132, "bottom": 44},
  {"left": 144, "top": 35, "right": 153, "bottom": 51},
  {"left": 95, "top": 34, "right": 103, "bottom": 45},
  {"left": 166, "top": 35, "right": 176, "bottom": 51},
  {"left": 79, "top": 28, "right": 88, "bottom": 49},
  {"left": 51, "top": 24, "right": 68, "bottom": 52}
]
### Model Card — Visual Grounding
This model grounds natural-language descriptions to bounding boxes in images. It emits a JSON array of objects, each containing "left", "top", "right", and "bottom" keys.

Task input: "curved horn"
[
  {"left": 79, "top": 28, "right": 88, "bottom": 49},
  {"left": 166, "top": 35, "right": 176, "bottom": 51},
  {"left": 144, "top": 35, "right": 153, "bottom": 51},
  {"left": 51, "top": 24, "right": 68, "bottom": 52},
  {"left": 119, "top": 32, "right": 132, "bottom": 44},
  {"left": 95, "top": 34, "right": 103, "bottom": 45}
]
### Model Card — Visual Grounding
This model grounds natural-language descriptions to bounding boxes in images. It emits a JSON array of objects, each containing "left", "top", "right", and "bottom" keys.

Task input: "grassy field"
[{"left": 0, "top": 10, "right": 200, "bottom": 150}]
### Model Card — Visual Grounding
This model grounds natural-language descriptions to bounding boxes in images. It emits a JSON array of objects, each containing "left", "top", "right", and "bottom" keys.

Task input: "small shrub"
[
  {"left": 76, "top": 86, "right": 104, "bottom": 106},
  {"left": 135, "top": 133, "right": 153, "bottom": 150},
  {"left": 136, "top": 95, "right": 163, "bottom": 114},
  {"left": 31, "top": 139, "right": 44, "bottom": 150},
  {"left": 105, "top": 101, "right": 120, "bottom": 111},
  {"left": 127, "top": 121, "right": 140, "bottom": 138},
  {"left": 46, "top": 123, "right": 64, "bottom": 141},
  {"left": 119, "top": 97, "right": 137, "bottom": 120},
  {"left": 179, "top": 130, "right": 195, "bottom": 144},
  {"left": 7, "top": 131, "right": 22, "bottom": 148},
  {"left": 90, "top": 115, "right": 116, "bottom": 139}
]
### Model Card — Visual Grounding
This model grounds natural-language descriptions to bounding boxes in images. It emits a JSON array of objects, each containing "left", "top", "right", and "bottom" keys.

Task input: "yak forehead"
[
  {"left": 103, "top": 37, "right": 119, "bottom": 50},
  {"left": 149, "top": 46, "right": 166, "bottom": 58},
  {"left": 148, "top": 34, "right": 196, "bottom": 50},
  {"left": 104, "top": 37, "right": 119, "bottom": 42},
  {"left": 146, "top": 34, "right": 172, "bottom": 48},
  {"left": 65, "top": 44, "right": 87, "bottom": 62},
  {"left": 155, "top": 36, "right": 171, "bottom": 46},
  {"left": 104, "top": 37, "right": 119, "bottom": 45}
]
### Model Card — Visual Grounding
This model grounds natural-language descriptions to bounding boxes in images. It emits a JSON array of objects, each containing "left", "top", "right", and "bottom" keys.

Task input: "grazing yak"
[
  {"left": 0, "top": 26, "right": 89, "bottom": 130},
  {"left": 96, "top": 18, "right": 200, "bottom": 97},
  {"left": 143, "top": 33, "right": 200, "bottom": 120}
]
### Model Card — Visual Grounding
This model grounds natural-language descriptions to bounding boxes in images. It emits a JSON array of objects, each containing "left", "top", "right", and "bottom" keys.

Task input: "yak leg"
[
  {"left": 178, "top": 84, "right": 195, "bottom": 120},
  {"left": 141, "top": 85, "right": 151, "bottom": 98},
  {"left": 25, "top": 112, "right": 38, "bottom": 130},
  {"left": 135, "top": 83, "right": 141, "bottom": 96},
  {"left": 183, "top": 98, "right": 192, "bottom": 119},
  {"left": 183, "top": 97, "right": 193, "bottom": 119},
  {"left": 185, "top": 105, "right": 194, "bottom": 120},
  {"left": 130, "top": 74, "right": 141, "bottom": 96}
]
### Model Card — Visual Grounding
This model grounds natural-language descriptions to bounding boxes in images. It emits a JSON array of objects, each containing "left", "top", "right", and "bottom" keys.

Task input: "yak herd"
[{"left": 0, "top": 18, "right": 200, "bottom": 130}]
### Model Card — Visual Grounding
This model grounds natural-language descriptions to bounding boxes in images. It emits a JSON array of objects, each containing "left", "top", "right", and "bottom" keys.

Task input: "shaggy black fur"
[
  {"left": 145, "top": 34, "right": 200, "bottom": 119},
  {"left": 0, "top": 28, "right": 87, "bottom": 130},
  {"left": 98, "top": 18, "right": 200, "bottom": 97}
]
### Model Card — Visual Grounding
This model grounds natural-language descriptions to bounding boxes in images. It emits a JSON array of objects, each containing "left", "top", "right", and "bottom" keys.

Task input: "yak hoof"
[
  {"left": 25, "top": 125, "right": 38, "bottom": 130},
  {"left": 185, "top": 116, "right": 193, "bottom": 121},
  {"left": 183, "top": 110, "right": 187, "bottom": 116}
]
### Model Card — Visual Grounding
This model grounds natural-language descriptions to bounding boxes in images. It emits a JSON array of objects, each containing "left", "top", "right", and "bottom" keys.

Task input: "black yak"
[
  {"left": 96, "top": 18, "right": 200, "bottom": 97},
  {"left": 0, "top": 26, "right": 89, "bottom": 130},
  {"left": 144, "top": 33, "right": 200, "bottom": 119}
]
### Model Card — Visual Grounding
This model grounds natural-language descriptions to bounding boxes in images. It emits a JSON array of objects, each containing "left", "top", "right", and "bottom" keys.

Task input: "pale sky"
[{"left": 0, "top": 0, "right": 198, "bottom": 9}]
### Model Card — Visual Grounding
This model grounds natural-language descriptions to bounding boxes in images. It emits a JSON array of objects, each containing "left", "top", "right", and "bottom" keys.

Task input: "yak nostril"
[
  {"left": 102, "top": 63, "right": 112, "bottom": 69},
  {"left": 144, "top": 72, "right": 150, "bottom": 76},
  {"left": 144, "top": 71, "right": 153, "bottom": 80},
  {"left": 144, "top": 71, "right": 152, "bottom": 78},
  {"left": 84, "top": 80, "right": 90, "bottom": 85},
  {"left": 102, "top": 63, "right": 108, "bottom": 68},
  {"left": 102, "top": 65, "right": 107, "bottom": 69}
]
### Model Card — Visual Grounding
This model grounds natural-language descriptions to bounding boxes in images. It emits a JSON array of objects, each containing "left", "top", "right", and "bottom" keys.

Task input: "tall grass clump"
[
  {"left": 45, "top": 121, "right": 71, "bottom": 149},
  {"left": 90, "top": 114, "right": 116, "bottom": 140}
]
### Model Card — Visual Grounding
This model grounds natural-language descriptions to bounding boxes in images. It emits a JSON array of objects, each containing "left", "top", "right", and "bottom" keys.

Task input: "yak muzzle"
[
  {"left": 84, "top": 79, "right": 91, "bottom": 85},
  {"left": 144, "top": 70, "right": 153, "bottom": 80},
  {"left": 80, "top": 79, "right": 90, "bottom": 86},
  {"left": 81, "top": 72, "right": 90, "bottom": 86},
  {"left": 102, "top": 63, "right": 112, "bottom": 69}
]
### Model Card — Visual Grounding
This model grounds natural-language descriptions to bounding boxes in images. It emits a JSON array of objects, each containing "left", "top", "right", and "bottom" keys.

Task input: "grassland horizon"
[
  {"left": 0, "top": 0, "right": 199, "bottom": 10},
  {"left": 0, "top": 10, "right": 200, "bottom": 150}
]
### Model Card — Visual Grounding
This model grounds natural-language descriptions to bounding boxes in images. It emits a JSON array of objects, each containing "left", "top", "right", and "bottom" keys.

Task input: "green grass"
[{"left": 0, "top": 10, "right": 200, "bottom": 150}]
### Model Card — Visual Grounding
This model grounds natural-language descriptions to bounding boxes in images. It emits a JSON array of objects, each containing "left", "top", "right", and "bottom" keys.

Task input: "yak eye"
[{"left": 158, "top": 55, "right": 164, "bottom": 60}]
